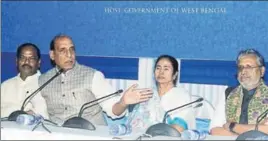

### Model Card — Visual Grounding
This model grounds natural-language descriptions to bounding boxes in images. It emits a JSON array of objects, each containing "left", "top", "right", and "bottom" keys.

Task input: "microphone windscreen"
[
  {"left": 58, "top": 69, "right": 64, "bottom": 73},
  {"left": 194, "top": 103, "right": 203, "bottom": 108},
  {"left": 117, "top": 89, "right": 123, "bottom": 94},
  {"left": 197, "top": 98, "right": 204, "bottom": 102}
]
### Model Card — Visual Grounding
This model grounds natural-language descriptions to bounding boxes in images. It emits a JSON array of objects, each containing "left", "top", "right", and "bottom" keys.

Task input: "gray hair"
[{"left": 236, "top": 49, "right": 265, "bottom": 67}]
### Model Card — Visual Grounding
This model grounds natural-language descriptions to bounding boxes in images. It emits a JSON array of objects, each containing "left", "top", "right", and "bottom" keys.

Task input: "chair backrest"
[{"left": 225, "top": 86, "right": 235, "bottom": 100}]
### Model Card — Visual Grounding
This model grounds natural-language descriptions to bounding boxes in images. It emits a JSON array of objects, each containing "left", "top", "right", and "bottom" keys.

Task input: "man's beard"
[{"left": 240, "top": 79, "right": 260, "bottom": 90}]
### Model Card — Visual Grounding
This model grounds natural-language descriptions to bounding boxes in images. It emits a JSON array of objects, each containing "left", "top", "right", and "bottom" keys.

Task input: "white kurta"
[{"left": 1, "top": 71, "right": 49, "bottom": 119}]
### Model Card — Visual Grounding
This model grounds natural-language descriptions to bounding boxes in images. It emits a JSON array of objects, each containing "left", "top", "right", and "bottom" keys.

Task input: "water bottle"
[
  {"left": 109, "top": 124, "right": 132, "bottom": 136},
  {"left": 181, "top": 130, "right": 208, "bottom": 140},
  {"left": 16, "top": 114, "right": 44, "bottom": 125}
]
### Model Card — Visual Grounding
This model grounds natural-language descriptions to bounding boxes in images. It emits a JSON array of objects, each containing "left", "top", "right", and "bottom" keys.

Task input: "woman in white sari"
[{"left": 129, "top": 55, "right": 196, "bottom": 133}]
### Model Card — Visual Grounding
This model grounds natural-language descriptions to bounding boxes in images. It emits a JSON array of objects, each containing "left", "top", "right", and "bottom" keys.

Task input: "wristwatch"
[{"left": 229, "top": 122, "right": 237, "bottom": 134}]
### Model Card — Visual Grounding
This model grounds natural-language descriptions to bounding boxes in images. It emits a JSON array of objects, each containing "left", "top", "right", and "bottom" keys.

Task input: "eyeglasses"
[
  {"left": 237, "top": 65, "right": 261, "bottom": 72},
  {"left": 18, "top": 56, "right": 38, "bottom": 62}
]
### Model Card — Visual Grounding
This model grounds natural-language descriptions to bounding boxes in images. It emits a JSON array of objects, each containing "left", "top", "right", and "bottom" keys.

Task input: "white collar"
[{"left": 17, "top": 70, "right": 41, "bottom": 82}]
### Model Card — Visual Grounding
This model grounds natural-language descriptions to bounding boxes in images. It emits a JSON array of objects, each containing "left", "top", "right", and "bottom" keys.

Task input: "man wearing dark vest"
[
  {"left": 210, "top": 49, "right": 268, "bottom": 136},
  {"left": 39, "top": 34, "right": 153, "bottom": 126}
]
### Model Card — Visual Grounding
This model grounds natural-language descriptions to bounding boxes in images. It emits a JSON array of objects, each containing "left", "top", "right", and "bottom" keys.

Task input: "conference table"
[{"left": 1, "top": 121, "right": 237, "bottom": 140}]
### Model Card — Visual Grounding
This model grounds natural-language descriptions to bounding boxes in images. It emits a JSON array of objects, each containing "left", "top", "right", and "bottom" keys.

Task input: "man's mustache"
[{"left": 21, "top": 64, "right": 32, "bottom": 69}]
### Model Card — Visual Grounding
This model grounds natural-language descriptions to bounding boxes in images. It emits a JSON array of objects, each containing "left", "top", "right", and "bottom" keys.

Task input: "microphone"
[
  {"left": 193, "top": 103, "right": 203, "bottom": 109},
  {"left": 162, "top": 97, "right": 203, "bottom": 123},
  {"left": 236, "top": 109, "right": 268, "bottom": 140},
  {"left": 7, "top": 69, "right": 64, "bottom": 121},
  {"left": 145, "top": 98, "right": 204, "bottom": 137},
  {"left": 62, "top": 89, "right": 123, "bottom": 130}
]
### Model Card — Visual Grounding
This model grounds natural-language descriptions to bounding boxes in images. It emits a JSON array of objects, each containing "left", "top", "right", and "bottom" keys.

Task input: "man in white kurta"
[{"left": 1, "top": 43, "right": 48, "bottom": 119}]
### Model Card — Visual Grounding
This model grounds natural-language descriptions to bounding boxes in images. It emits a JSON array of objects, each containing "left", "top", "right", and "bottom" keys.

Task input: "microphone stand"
[
  {"left": 255, "top": 109, "right": 268, "bottom": 130},
  {"left": 145, "top": 98, "right": 204, "bottom": 137},
  {"left": 7, "top": 69, "right": 64, "bottom": 121},
  {"left": 62, "top": 90, "right": 123, "bottom": 130},
  {"left": 162, "top": 98, "right": 204, "bottom": 123},
  {"left": 78, "top": 90, "right": 123, "bottom": 117}
]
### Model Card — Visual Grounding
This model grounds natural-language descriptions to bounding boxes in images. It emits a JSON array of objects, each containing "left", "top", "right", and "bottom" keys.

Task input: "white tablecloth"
[{"left": 1, "top": 121, "right": 236, "bottom": 140}]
